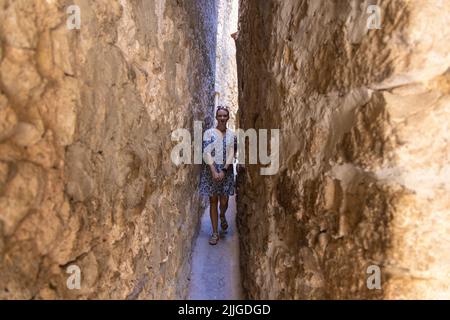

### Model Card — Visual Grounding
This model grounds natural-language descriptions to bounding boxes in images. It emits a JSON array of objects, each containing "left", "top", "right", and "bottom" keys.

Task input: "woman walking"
[{"left": 199, "top": 106, "right": 236, "bottom": 245}]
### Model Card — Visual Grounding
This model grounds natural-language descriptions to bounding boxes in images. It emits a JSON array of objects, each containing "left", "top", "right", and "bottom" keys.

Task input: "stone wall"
[
  {"left": 236, "top": 0, "right": 450, "bottom": 299},
  {"left": 0, "top": 0, "right": 217, "bottom": 299}
]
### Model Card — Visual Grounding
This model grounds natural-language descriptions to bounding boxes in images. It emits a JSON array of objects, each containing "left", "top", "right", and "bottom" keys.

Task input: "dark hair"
[{"left": 216, "top": 105, "right": 230, "bottom": 117}]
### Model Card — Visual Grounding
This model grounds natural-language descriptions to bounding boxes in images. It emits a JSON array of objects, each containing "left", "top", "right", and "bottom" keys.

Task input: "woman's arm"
[
  {"left": 204, "top": 151, "right": 216, "bottom": 172},
  {"left": 222, "top": 135, "right": 237, "bottom": 171},
  {"left": 203, "top": 131, "right": 222, "bottom": 180}
]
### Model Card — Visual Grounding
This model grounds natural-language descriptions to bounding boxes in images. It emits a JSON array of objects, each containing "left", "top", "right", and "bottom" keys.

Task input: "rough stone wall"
[
  {"left": 214, "top": 0, "right": 239, "bottom": 128},
  {"left": 0, "top": 0, "right": 217, "bottom": 299},
  {"left": 236, "top": 0, "right": 449, "bottom": 299}
]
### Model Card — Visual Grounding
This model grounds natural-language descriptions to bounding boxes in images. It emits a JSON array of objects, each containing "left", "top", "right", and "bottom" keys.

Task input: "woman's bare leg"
[
  {"left": 219, "top": 195, "right": 229, "bottom": 229},
  {"left": 209, "top": 195, "right": 219, "bottom": 234},
  {"left": 219, "top": 195, "right": 228, "bottom": 216}
]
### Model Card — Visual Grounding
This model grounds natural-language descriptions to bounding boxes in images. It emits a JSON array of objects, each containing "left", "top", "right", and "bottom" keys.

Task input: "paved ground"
[{"left": 188, "top": 195, "right": 243, "bottom": 300}]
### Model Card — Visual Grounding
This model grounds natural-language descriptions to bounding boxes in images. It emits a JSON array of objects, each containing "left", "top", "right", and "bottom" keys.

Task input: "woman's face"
[{"left": 216, "top": 109, "right": 229, "bottom": 125}]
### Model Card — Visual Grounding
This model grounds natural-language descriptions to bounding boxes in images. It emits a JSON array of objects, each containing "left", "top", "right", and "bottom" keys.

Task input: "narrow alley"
[{"left": 0, "top": 0, "right": 448, "bottom": 300}]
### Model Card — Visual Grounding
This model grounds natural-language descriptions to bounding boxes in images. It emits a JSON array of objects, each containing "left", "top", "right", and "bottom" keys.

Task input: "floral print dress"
[{"left": 199, "top": 128, "right": 236, "bottom": 196}]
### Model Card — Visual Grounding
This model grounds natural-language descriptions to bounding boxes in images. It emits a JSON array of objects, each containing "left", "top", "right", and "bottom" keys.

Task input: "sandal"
[
  {"left": 220, "top": 215, "right": 228, "bottom": 232},
  {"left": 209, "top": 232, "right": 219, "bottom": 245}
]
